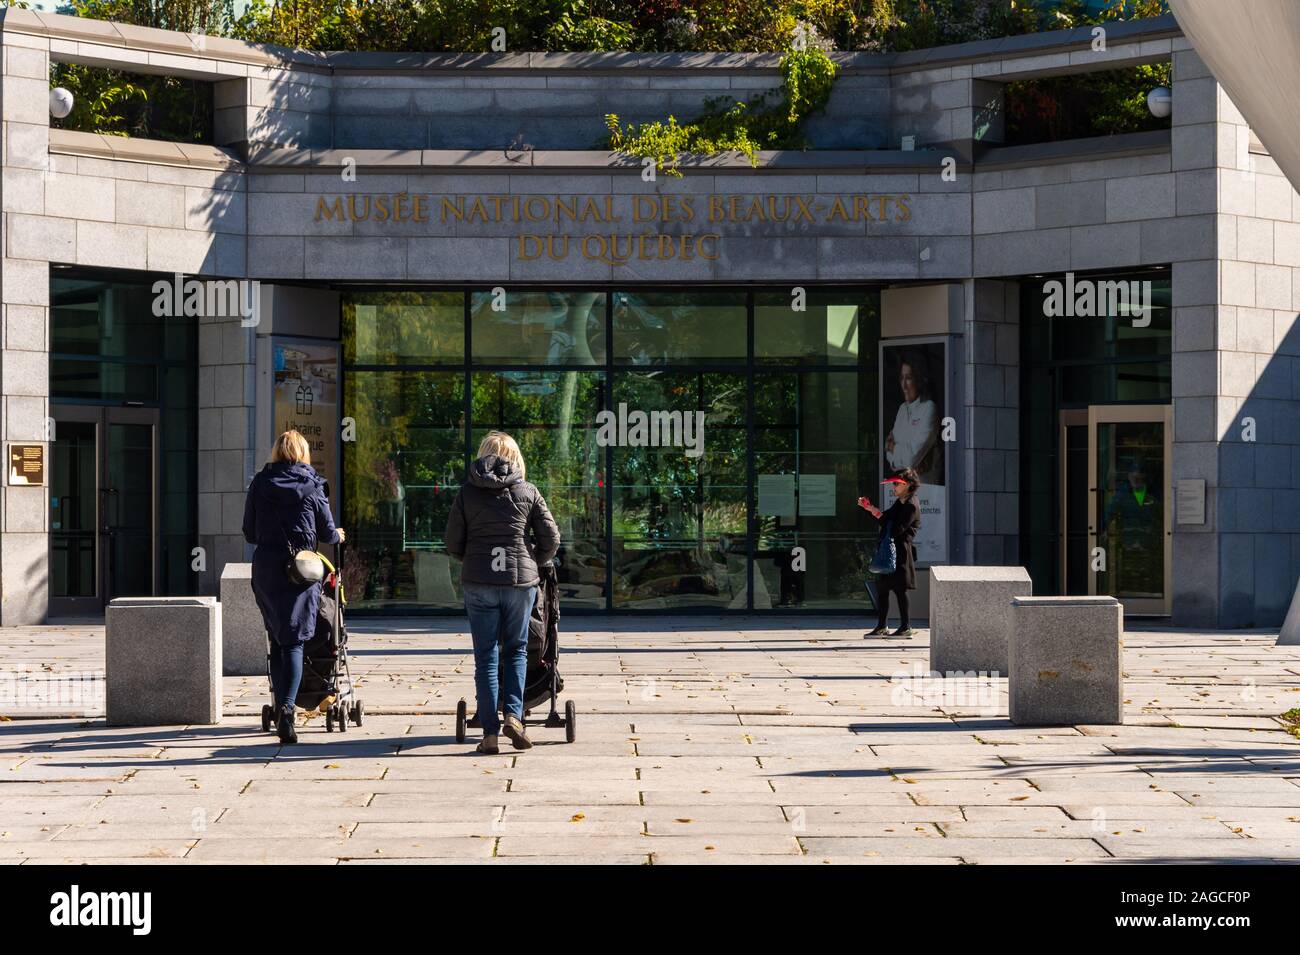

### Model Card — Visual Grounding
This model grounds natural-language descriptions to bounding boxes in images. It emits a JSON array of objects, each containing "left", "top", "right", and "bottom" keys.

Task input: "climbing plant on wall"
[{"left": 603, "top": 46, "right": 839, "bottom": 175}]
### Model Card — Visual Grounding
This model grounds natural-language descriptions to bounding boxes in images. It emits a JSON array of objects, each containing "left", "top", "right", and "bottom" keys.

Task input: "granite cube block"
[
  {"left": 106, "top": 597, "right": 221, "bottom": 725},
  {"left": 929, "top": 565, "right": 1032, "bottom": 674},
  {"left": 1008, "top": 596, "right": 1122, "bottom": 725}
]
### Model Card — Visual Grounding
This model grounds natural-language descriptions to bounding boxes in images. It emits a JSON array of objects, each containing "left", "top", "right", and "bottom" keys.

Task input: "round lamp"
[
  {"left": 1147, "top": 86, "right": 1172, "bottom": 119},
  {"left": 49, "top": 87, "right": 74, "bottom": 119}
]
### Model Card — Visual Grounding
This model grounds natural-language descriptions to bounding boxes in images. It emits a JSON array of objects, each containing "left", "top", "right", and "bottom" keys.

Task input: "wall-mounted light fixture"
[
  {"left": 49, "top": 87, "right": 74, "bottom": 119},
  {"left": 1147, "top": 87, "right": 1172, "bottom": 119}
]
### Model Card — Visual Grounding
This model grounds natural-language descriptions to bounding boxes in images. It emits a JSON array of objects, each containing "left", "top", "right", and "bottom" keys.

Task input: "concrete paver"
[{"left": 1, "top": 618, "right": 1298, "bottom": 864}]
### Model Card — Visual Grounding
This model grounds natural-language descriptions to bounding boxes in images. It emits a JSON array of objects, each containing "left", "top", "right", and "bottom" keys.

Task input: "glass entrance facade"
[
  {"left": 48, "top": 270, "right": 198, "bottom": 611},
  {"left": 341, "top": 287, "right": 882, "bottom": 613},
  {"left": 1019, "top": 268, "right": 1173, "bottom": 600}
]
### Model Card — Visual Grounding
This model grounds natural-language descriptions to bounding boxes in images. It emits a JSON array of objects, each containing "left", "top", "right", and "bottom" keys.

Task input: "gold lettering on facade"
[
  {"left": 315, "top": 196, "right": 345, "bottom": 221},
  {"left": 311, "top": 192, "right": 912, "bottom": 264}
]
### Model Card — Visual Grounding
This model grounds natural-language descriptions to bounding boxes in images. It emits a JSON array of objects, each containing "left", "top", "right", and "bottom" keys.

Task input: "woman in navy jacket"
[{"left": 242, "top": 430, "right": 344, "bottom": 744}]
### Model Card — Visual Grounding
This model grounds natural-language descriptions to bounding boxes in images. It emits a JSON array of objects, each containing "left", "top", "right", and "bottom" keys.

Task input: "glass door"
[
  {"left": 103, "top": 407, "right": 159, "bottom": 599},
  {"left": 1058, "top": 408, "right": 1089, "bottom": 597},
  {"left": 49, "top": 407, "right": 101, "bottom": 615},
  {"left": 1086, "top": 405, "right": 1172, "bottom": 615},
  {"left": 49, "top": 405, "right": 159, "bottom": 615}
]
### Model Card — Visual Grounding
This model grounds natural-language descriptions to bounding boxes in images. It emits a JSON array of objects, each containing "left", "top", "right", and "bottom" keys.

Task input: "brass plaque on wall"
[{"left": 8, "top": 444, "right": 44, "bottom": 486}]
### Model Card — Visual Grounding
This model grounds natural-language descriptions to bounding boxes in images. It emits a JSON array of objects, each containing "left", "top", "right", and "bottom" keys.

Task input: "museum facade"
[{"left": 0, "top": 9, "right": 1295, "bottom": 627}]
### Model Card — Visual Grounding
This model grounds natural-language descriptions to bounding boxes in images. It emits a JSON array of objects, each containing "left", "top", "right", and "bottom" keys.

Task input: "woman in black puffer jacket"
[{"left": 445, "top": 431, "right": 561, "bottom": 753}]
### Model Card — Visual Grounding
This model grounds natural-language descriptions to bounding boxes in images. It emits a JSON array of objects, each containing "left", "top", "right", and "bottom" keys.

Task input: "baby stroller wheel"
[
  {"left": 455, "top": 699, "right": 467, "bottom": 744},
  {"left": 336, "top": 703, "right": 348, "bottom": 733},
  {"left": 351, "top": 700, "right": 364, "bottom": 726},
  {"left": 565, "top": 700, "right": 577, "bottom": 743},
  {"left": 325, "top": 708, "right": 334, "bottom": 733},
  {"left": 261, "top": 704, "right": 273, "bottom": 734}
]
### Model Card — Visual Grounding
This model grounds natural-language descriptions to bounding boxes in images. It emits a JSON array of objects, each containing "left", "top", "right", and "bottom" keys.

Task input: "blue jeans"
[
  {"left": 463, "top": 584, "right": 536, "bottom": 737},
  {"left": 269, "top": 642, "right": 303, "bottom": 711}
]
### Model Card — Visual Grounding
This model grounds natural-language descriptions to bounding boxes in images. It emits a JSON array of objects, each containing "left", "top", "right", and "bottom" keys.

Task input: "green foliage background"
[{"left": 38, "top": 0, "right": 1171, "bottom": 146}]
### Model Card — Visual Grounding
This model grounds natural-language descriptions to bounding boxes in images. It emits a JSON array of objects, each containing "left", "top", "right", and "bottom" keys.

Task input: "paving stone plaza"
[{"left": 3, "top": 618, "right": 1298, "bottom": 865}]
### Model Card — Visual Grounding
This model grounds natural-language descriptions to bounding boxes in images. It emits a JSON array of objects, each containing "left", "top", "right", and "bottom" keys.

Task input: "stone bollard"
[
  {"left": 1008, "top": 596, "right": 1122, "bottom": 726},
  {"left": 220, "top": 563, "right": 267, "bottom": 676},
  {"left": 929, "top": 566, "right": 1032, "bottom": 674},
  {"left": 105, "top": 597, "right": 222, "bottom": 726}
]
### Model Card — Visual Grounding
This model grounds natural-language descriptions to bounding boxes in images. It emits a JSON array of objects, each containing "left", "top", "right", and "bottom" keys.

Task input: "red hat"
[{"left": 881, "top": 476, "right": 908, "bottom": 486}]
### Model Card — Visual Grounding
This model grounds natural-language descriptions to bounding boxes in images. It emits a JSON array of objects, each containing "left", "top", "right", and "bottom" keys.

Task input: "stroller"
[
  {"left": 455, "top": 563, "right": 576, "bottom": 743},
  {"left": 260, "top": 544, "right": 364, "bottom": 734}
]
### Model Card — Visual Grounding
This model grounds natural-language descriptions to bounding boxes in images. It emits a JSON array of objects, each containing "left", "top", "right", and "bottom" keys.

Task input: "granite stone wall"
[
  {"left": 0, "top": 29, "right": 52, "bottom": 625},
  {"left": 1176, "top": 50, "right": 1300, "bottom": 628}
]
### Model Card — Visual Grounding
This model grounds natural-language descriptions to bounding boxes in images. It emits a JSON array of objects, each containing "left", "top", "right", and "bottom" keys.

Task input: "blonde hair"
[
  {"left": 271, "top": 430, "right": 311, "bottom": 465},
  {"left": 477, "top": 430, "right": 526, "bottom": 480}
]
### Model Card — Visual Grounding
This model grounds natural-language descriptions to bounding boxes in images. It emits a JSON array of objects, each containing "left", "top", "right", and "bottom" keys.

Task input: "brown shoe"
[
  {"left": 476, "top": 735, "right": 499, "bottom": 755},
  {"left": 502, "top": 715, "right": 533, "bottom": 750}
]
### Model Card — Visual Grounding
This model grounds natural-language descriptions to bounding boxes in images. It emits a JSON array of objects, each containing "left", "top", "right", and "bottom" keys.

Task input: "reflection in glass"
[
  {"left": 161, "top": 366, "right": 198, "bottom": 596},
  {"left": 343, "top": 371, "right": 465, "bottom": 609},
  {"left": 51, "top": 278, "right": 193, "bottom": 362},
  {"left": 50, "top": 271, "right": 198, "bottom": 601},
  {"left": 344, "top": 291, "right": 463, "bottom": 365},
  {"left": 1060, "top": 361, "right": 1171, "bottom": 403},
  {"left": 612, "top": 291, "right": 745, "bottom": 365},
  {"left": 337, "top": 287, "right": 890, "bottom": 612},
  {"left": 472, "top": 370, "right": 607, "bottom": 608},
  {"left": 471, "top": 290, "right": 605, "bottom": 365},
  {"left": 50, "top": 422, "right": 97, "bottom": 600},
  {"left": 1063, "top": 423, "right": 1089, "bottom": 596},
  {"left": 1050, "top": 276, "right": 1172, "bottom": 363},
  {"left": 755, "top": 292, "right": 875, "bottom": 364},
  {"left": 51, "top": 359, "right": 158, "bottom": 403},
  {"left": 753, "top": 371, "right": 874, "bottom": 609},
  {"left": 611, "top": 371, "right": 747, "bottom": 608},
  {"left": 105, "top": 422, "right": 154, "bottom": 598},
  {"left": 1096, "top": 421, "right": 1165, "bottom": 600}
]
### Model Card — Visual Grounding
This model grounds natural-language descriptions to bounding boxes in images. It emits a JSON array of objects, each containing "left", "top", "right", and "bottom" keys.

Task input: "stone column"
[
  {"left": 963, "top": 279, "right": 1020, "bottom": 566},
  {"left": 0, "top": 32, "right": 52, "bottom": 625},
  {"left": 1170, "top": 46, "right": 1300, "bottom": 627},
  {"left": 1168, "top": 47, "right": 1224, "bottom": 627},
  {"left": 197, "top": 312, "right": 256, "bottom": 595},
  {"left": 1202, "top": 62, "right": 1300, "bottom": 627}
]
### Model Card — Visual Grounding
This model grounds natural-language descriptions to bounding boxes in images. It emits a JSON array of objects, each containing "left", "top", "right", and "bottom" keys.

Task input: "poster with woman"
[{"left": 879, "top": 339, "right": 947, "bottom": 563}]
